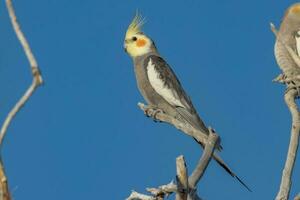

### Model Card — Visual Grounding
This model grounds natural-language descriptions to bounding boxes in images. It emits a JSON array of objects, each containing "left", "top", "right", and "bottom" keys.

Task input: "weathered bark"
[{"left": 275, "top": 89, "right": 300, "bottom": 200}]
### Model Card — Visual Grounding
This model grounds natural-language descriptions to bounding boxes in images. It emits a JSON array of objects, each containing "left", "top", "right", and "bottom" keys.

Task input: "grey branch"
[
  {"left": 271, "top": 24, "right": 300, "bottom": 200},
  {"left": 1, "top": 0, "right": 43, "bottom": 147},
  {"left": 127, "top": 182, "right": 177, "bottom": 200},
  {"left": 176, "top": 156, "right": 188, "bottom": 200},
  {"left": 276, "top": 89, "right": 300, "bottom": 200},
  {"left": 0, "top": 0, "right": 43, "bottom": 199},
  {"left": 147, "top": 182, "right": 177, "bottom": 197},
  {"left": 126, "top": 191, "right": 158, "bottom": 200},
  {"left": 189, "top": 130, "right": 219, "bottom": 189},
  {"left": 126, "top": 120, "right": 219, "bottom": 200},
  {"left": 138, "top": 103, "right": 209, "bottom": 148}
]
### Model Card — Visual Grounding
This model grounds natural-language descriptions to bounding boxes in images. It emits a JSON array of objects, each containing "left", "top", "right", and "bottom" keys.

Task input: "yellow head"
[{"left": 124, "top": 14, "right": 154, "bottom": 58}]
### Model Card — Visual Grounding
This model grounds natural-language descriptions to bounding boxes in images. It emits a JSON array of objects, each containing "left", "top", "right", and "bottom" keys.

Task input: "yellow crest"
[{"left": 126, "top": 12, "right": 145, "bottom": 38}]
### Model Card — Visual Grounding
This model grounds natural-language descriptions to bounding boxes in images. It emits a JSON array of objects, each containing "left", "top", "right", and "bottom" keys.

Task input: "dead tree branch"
[
  {"left": 276, "top": 88, "right": 300, "bottom": 200},
  {"left": 138, "top": 103, "right": 209, "bottom": 149},
  {"left": 126, "top": 128, "right": 219, "bottom": 200},
  {"left": 127, "top": 191, "right": 158, "bottom": 200},
  {"left": 0, "top": 0, "right": 43, "bottom": 199},
  {"left": 1, "top": 0, "right": 43, "bottom": 146},
  {"left": 189, "top": 131, "right": 219, "bottom": 189},
  {"left": 176, "top": 156, "right": 188, "bottom": 200},
  {"left": 271, "top": 24, "right": 300, "bottom": 200},
  {"left": 127, "top": 181, "right": 178, "bottom": 200}
]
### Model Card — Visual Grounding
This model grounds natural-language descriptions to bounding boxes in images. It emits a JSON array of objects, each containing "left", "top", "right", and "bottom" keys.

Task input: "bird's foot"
[
  {"left": 284, "top": 74, "right": 300, "bottom": 96},
  {"left": 144, "top": 106, "right": 164, "bottom": 122},
  {"left": 286, "top": 81, "right": 300, "bottom": 98},
  {"left": 273, "top": 73, "right": 294, "bottom": 84},
  {"left": 273, "top": 73, "right": 300, "bottom": 97}
]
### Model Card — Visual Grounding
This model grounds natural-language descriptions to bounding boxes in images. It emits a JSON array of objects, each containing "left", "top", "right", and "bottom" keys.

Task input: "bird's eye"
[{"left": 132, "top": 36, "right": 137, "bottom": 41}]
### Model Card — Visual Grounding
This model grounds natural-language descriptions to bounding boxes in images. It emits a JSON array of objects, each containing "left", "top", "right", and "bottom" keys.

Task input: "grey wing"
[
  {"left": 145, "top": 55, "right": 208, "bottom": 134},
  {"left": 275, "top": 19, "right": 300, "bottom": 75},
  {"left": 275, "top": 37, "right": 300, "bottom": 75}
]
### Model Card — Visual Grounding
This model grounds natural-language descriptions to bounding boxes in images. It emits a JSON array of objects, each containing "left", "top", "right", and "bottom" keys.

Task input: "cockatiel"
[
  {"left": 275, "top": 3, "right": 300, "bottom": 80},
  {"left": 124, "top": 14, "right": 250, "bottom": 191}
]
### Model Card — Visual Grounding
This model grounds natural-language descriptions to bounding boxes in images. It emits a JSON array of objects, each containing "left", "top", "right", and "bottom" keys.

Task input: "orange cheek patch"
[{"left": 136, "top": 39, "right": 147, "bottom": 47}]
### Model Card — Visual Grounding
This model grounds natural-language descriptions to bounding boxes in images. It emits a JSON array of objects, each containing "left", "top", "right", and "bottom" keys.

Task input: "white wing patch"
[
  {"left": 296, "top": 30, "right": 300, "bottom": 56},
  {"left": 147, "top": 58, "right": 185, "bottom": 108}
]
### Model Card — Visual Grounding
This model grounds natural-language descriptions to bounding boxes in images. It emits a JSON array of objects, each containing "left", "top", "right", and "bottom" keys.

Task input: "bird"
[
  {"left": 274, "top": 3, "right": 300, "bottom": 82},
  {"left": 124, "top": 13, "right": 250, "bottom": 191}
]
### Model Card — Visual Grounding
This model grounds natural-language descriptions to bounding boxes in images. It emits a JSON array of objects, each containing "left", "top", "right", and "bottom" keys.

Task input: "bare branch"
[
  {"left": 271, "top": 23, "right": 300, "bottom": 200},
  {"left": 5, "top": 0, "right": 42, "bottom": 82},
  {"left": 126, "top": 182, "right": 177, "bottom": 200},
  {"left": 188, "top": 189, "right": 203, "bottom": 200},
  {"left": 147, "top": 181, "right": 177, "bottom": 197},
  {"left": 138, "top": 103, "right": 209, "bottom": 148},
  {"left": 176, "top": 156, "right": 188, "bottom": 200},
  {"left": 189, "top": 129, "right": 219, "bottom": 189},
  {"left": 132, "top": 103, "right": 224, "bottom": 200},
  {"left": 126, "top": 191, "right": 158, "bottom": 200},
  {"left": 275, "top": 89, "right": 300, "bottom": 200},
  {"left": 0, "top": 0, "right": 43, "bottom": 147},
  {"left": 0, "top": 0, "right": 43, "bottom": 199}
]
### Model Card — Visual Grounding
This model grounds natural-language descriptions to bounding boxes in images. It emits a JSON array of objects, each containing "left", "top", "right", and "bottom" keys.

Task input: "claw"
[
  {"left": 152, "top": 109, "right": 163, "bottom": 122},
  {"left": 285, "top": 81, "right": 300, "bottom": 97},
  {"left": 144, "top": 106, "right": 163, "bottom": 122},
  {"left": 273, "top": 74, "right": 286, "bottom": 84},
  {"left": 144, "top": 108, "right": 152, "bottom": 117},
  {"left": 274, "top": 73, "right": 300, "bottom": 97}
]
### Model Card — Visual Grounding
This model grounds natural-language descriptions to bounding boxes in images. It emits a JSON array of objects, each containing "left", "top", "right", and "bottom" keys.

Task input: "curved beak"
[
  {"left": 124, "top": 40, "right": 129, "bottom": 53},
  {"left": 124, "top": 44, "right": 127, "bottom": 53}
]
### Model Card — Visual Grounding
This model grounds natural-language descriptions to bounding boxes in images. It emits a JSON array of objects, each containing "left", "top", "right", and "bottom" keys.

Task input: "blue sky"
[{"left": 0, "top": 0, "right": 299, "bottom": 199}]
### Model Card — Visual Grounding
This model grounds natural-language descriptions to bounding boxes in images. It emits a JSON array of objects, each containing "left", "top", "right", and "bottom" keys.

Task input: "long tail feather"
[
  {"left": 193, "top": 137, "right": 251, "bottom": 192},
  {"left": 212, "top": 153, "right": 252, "bottom": 192}
]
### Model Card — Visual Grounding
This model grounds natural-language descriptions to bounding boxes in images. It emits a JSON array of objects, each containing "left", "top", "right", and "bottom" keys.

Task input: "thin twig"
[
  {"left": 126, "top": 191, "right": 157, "bottom": 200},
  {"left": 126, "top": 182, "right": 177, "bottom": 200},
  {"left": 0, "top": 162, "right": 10, "bottom": 200},
  {"left": 5, "top": 0, "right": 42, "bottom": 82},
  {"left": 147, "top": 181, "right": 177, "bottom": 197},
  {"left": 0, "top": 0, "right": 43, "bottom": 199},
  {"left": 0, "top": 0, "right": 43, "bottom": 147}
]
